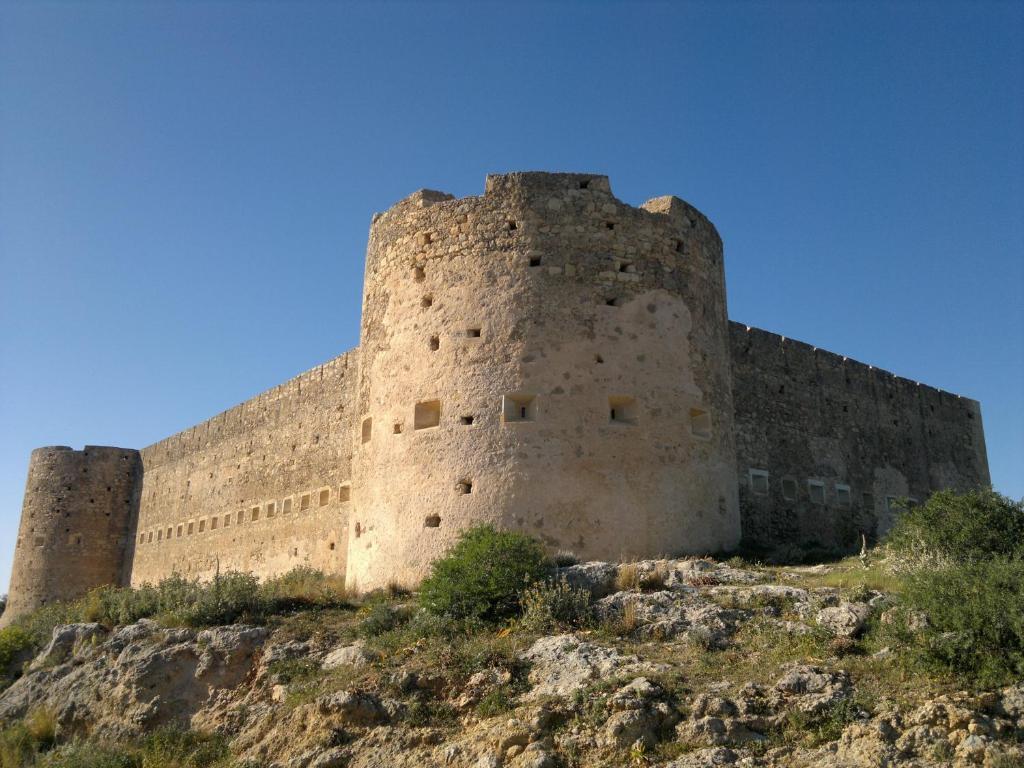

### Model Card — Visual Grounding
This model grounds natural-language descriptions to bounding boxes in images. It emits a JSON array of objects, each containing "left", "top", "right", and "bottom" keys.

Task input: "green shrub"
[
  {"left": 886, "top": 489, "right": 1024, "bottom": 568},
  {"left": 901, "top": 556, "right": 1024, "bottom": 685},
  {"left": 0, "top": 724, "right": 36, "bottom": 768},
  {"left": 357, "top": 602, "right": 411, "bottom": 639},
  {"left": 418, "top": 526, "right": 551, "bottom": 622},
  {"left": 168, "top": 572, "right": 266, "bottom": 627},
  {"left": 40, "top": 745, "right": 139, "bottom": 768},
  {"left": 260, "top": 567, "right": 348, "bottom": 611},
  {"left": 518, "top": 578, "right": 592, "bottom": 632},
  {"left": 0, "top": 626, "right": 34, "bottom": 676}
]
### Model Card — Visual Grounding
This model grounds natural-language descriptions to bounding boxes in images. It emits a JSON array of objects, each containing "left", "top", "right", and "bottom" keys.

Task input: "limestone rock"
[
  {"left": 815, "top": 602, "right": 872, "bottom": 638},
  {"left": 322, "top": 641, "right": 378, "bottom": 671},
  {"left": 518, "top": 634, "right": 661, "bottom": 699},
  {"left": 317, "top": 690, "right": 389, "bottom": 726},
  {"left": 31, "top": 623, "right": 105, "bottom": 669},
  {"left": 557, "top": 561, "right": 618, "bottom": 598},
  {"left": 773, "top": 664, "right": 851, "bottom": 714}
]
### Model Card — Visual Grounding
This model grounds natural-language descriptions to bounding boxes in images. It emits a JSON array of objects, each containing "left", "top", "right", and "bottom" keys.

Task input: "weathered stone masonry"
[{"left": 0, "top": 172, "right": 990, "bottom": 624}]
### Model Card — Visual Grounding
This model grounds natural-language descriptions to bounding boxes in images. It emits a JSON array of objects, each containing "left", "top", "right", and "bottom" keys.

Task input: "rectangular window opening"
[
  {"left": 749, "top": 469, "right": 770, "bottom": 496},
  {"left": 429, "top": 335, "right": 440, "bottom": 351},
  {"left": 456, "top": 479, "right": 473, "bottom": 495},
  {"left": 502, "top": 393, "right": 537, "bottom": 423},
  {"left": 414, "top": 399, "right": 442, "bottom": 430},
  {"left": 266, "top": 502, "right": 276, "bottom": 518},
  {"left": 393, "top": 423, "right": 403, "bottom": 434},
  {"left": 689, "top": 407, "right": 712, "bottom": 439},
  {"left": 177, "top": 524, "right": 183, "bottom": 538},
  {"left": 361, "top": 417, "right": 373, "bottom": 444},
  {"left": 781, "top": 478, "right": 798, "bottom": 501},
  {"left": 319, "top": 488, "right": 330, "bottom": 506},
  {"left": 609, "top": 395, "right": 637, "bottom": 425},
  {"left": 251, "top": 506, "right": 260, "bottom": 522},
  {"left": 808, "top": 480, "right": 826, "bottom": 505},
  {"left": 460, "top": 415, "right": 474, "bottom": 425},
  {"left": 339, "top": 485, "right": 351, "bottom": 502},
  {"left": 210, "top": 516, "right": 218, "bottom": 530},
  {"left": 467, "top": 328, "right": 481, "bottom": 338},
  {"left": 283, "top": 497, "right": 293, "bottom": 514},
  {"left": 188, "top": 522, "right": 194, "bottom": 535},
  {"left": 835, "top": 484, "right": 852, "bottom": 508},
  {"left": 198, "top": 519, "right": 206, "bottom": 533},
  {"left": 300, "top": 494, "right": 311, "bottom": 511},
  {"left": 675, "top": 239, "right": 686, "bottom": 254}
]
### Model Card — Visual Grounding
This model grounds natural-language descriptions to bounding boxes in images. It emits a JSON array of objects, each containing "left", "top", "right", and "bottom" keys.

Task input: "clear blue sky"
[{"left": 1, "top": 1, "right": 1021, "bottom": 592}]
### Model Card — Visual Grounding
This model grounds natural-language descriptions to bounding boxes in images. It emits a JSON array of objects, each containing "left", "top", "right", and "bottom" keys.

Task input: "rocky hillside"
[{"left": 1, "top": 555, "right": 1021, "bottom": 768}]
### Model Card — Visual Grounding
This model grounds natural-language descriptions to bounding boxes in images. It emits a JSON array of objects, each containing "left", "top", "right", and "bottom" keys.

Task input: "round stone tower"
[
  {"left": 348, "top": 172, "right": 739, "bottom": 591},
  {"left": 1, "top": 446, "right": 140, "bottom": 626}
]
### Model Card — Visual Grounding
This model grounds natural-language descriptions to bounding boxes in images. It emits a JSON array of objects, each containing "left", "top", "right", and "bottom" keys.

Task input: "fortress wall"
[
  {"left": 1, "top": 446, "right": 140, "bottom": 626},
  {"left": 349, "top": 173, "right": 740, "bottom": 590},
  {"left": 730, "top": 322, "right": 990, "bottom": 551},
  {"left": 128, "top": 350, "right": 358, "bottom": 586}
]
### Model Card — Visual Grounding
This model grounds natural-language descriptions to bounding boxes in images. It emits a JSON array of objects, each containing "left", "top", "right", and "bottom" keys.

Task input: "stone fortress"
[{"left": 1, "top": 172, "right": 991, "bottom": 626}]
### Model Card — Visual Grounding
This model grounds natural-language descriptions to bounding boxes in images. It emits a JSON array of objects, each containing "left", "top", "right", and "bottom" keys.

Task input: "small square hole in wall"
[
  {"left": 251, "top": 506, "right": 260, "bottom": 521},
  {"left": 617, "top": 260, "right": 635, "bottom": 273},
  {"left": 467, "top": 328, "right": 481, "bottom": 338},
  {"left": 421, "top": 295, "right": 433, "bottom": 308},
  {"left": 456, "top": 479, "right": 473, "bottom": 494},
  {"left": 413, "top": 266, "right": 426, "bottom": 282},
  {"left": 415, "top": 399, "right": 442, "bottom": 430},
  {"left": 418, "top": 232, "right": 434, "bottom": 246},
  {"left": 339, "top": 485, "right": 351, "bottom": 502},
  {"left": 609, "top": 395, "right": 637, "bottom": 424},
  {"left": 460, "top": 415, "right": 474, "bottom": 425},
  {"left": 605, "top": 221, "right": 616, "bottom": 231},
  {"left": 782, "top": 478, "right": 798, "bottom": 501},
  {"left": 319, "top": 488, "right": 330, "bottom": 506},
  {"left": 429, "top": 335, "right": 440, "bottom": 351},
  {"left": 749, "top": 469, "right": 770, "bottom": 496},
  {"left": 361, "top": 417, "right": 373, "bottom": 444},
  {"left": 675, "top": 239, "right": 687, "bottom": 254},
  {"left": 502, "top": 393, "right": 536, "bottom": 423},
  {"left": 529, "top": 256, "right": 542, "bottom": 267},
  {"left": 595, "top": 354, "right": 604, "bottom": 364},
  {"left": 424, "top": 514, "right": 441, "bottom": 528},
  {"left": 836, "top": 484, "right": 852, "bottom": 508},
  {"left": 300, "top": 494, "right": 311, "bottom": 511},
  {"left": 393, "top": 423, "right": 403, "bottom": 434},
  {"left": 507, "top": 220, "right": 517, "bottom": 231},
  {"left": 605, "top": 297, "right": 621, "bottom": 307},
  {"left": 808, "top": 480, "right": 826, "bottom": 505},
  {"left": 689, "top": 407, "right": 712, "bottom": 439},
  {"left": 283, "top": 497, "right": 292, "bottom": 514},
  {"left": 579, "top": 179, "right": 590, "bottom": 189}
]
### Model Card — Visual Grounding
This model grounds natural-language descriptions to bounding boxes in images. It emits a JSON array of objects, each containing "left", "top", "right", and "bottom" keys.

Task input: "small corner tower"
[{"left": 1, "top": 445, "right": 140, "bottom": 627}]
